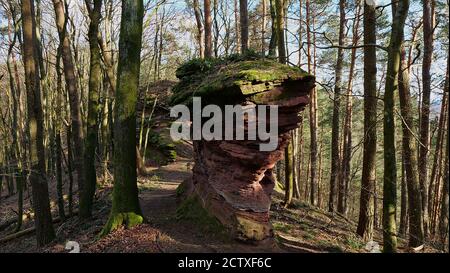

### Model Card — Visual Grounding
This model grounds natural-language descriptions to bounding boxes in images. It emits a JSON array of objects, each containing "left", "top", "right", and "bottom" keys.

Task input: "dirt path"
[{"left": 135, "top": 156, "right": 283, "bottom": 253}]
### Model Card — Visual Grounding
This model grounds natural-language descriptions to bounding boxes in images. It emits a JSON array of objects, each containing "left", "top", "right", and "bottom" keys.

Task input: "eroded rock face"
[{"left": 173, "top": 57, "right": 314, "bottom": 243}]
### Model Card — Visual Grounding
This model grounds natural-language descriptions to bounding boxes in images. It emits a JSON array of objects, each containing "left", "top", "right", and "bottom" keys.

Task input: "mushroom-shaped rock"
[{"left": 171, "top": 56, "right": 315, "bottom": 243}]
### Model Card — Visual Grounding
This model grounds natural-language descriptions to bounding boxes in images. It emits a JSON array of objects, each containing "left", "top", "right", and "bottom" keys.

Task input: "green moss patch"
[
  {"left": 145, "top": 131, "right": 177, "bottom": 164},
  {"left": 170, "top": 53, "right": 313, "bottom": 107},
  {"left": 99, "top": 212, "right": 144, "bottom": 237},
  {"left": 176, "top": 195, "right": 226, "bottom": 236},
  {"left": 175, "top": 182, "right": 186, "bottom": 197}
]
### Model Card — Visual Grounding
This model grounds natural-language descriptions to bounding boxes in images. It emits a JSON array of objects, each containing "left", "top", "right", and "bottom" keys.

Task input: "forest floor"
[{"left": 0, "top": 143, "right": 438, "bottom": 253}]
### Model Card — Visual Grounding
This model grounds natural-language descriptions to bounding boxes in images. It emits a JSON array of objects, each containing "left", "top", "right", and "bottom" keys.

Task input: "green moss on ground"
[{"left": 273, "top": 222, "right": 292, "bottom": 233}]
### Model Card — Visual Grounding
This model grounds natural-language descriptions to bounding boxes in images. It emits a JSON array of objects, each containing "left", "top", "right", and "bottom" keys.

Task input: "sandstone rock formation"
[{"left": 172, "top": 56, "right": 315, "bottom": 243}]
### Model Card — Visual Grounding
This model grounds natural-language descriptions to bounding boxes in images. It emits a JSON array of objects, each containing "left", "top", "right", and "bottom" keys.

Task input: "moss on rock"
[
  {"left": 235, "top": 215, "right": 273, "bottom": 242},
  {"left": 170, "top": 54, "right": 313, "bottom": 107},
  {"left": 176, "top": 195, "right": 226, "bottom": 236}
]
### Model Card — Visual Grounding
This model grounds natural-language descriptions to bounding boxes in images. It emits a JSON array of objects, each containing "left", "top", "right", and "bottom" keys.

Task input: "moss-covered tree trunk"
[
  {"left": 382, "top": 0, "right": 410, "bottom": 253},
  {"left": 356, "top": 1, "right": 377, "bottom": 242},
  {"left": 101, "top": 0, "right": 144, "bottom": 236},
  {"left": 80, "top": 0, "right": 103, "bottom": 219},
  {"left": 21, "top": 0, "right": 56, "bottom": 247}
]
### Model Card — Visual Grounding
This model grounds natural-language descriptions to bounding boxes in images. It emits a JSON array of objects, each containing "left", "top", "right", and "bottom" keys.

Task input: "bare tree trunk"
[
  {"left": 419, "top": 0, "right": 435, "bottom": 237},
  {"left": 22, "top": 0, "right": 56, "bottom": 247},
  {"left": 213, "top": 0, "right": 219, "bottom": 57},
  {"left": 331, "top": 0, "right": 345, "bottom": 214},
  {"left": 356, "top": 1, "right": 377, "bottom": 242},
  {"left": 80, "top": 0, "right": 103, "bottom": 219},
  {"left": 239, "top": 0, "right": 249, "bottom": 53},
  {"left": 438, "top": 58, "right": 449, "bottom": 250},
  {"left": 204, "top": 0, "right": 213, "bottom": 58},
  {"left": 438, "top": 115, "right": 449, "bottom": 250},
  {"left": 261, "top": 0, "right": 266, "bottom": 56},
  {"left": 398, "top": 44, "right": 424, "bottom": 248},
  {"left": 55, "top": 42, "right": 66, "bottom": 222},
  {"left": 428, "top": 87, "right": 447, "bottom": 233},
  {"left": 234, "top": 0, "right": 241, "bottom": 54},
  {"left": 52, "top": 0, "right": 84, "bottom": 202},
  {"left": 193, "top": 0, "right": 205, "bottom": 58},
  {"left": 399, "top": 156, "right": 408, "bottom": 237},
  {"left": 341, "top": 2, "right": 361, "bottom": 216},
  {"left": 306, "top": 0, "right": 317, "bottom": 206},
  {"left": 284, "top": 132, "right": 294, "bottom": 207}
]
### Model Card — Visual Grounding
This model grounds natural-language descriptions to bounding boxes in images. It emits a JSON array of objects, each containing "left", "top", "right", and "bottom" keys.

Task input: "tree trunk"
[
  {"left": 80, "top": 0, "right": 103, "bottom": 219},
  {"left": 398, "top": 44, "right": 424, "bottom": 248},
  {"left": 428, "top": 85, "right": 448, "bottom": 233},
  {"left": 54, "top": 40, "right": 65, "bottom": 222},
  {"left": 438, "top": 58, "right": 449, "bottom": 250},
  {"left": 21, "top": 0, "right": 56, "bottom": 247},
  {"left": 275, "top": 0, "right": 286, "bottom": 63},
  {"left": 331, "top": 0, "right": 345, "bottom": 213},
  {"left": 213, "top": 0, "right": 219, "bottom": 57},
  {"left": 382, "top": 0, "right": 410, "bottom": 253},
  {"left": 204, "top": 0, "right": 213, "bottom": 58},
  {"left": 193, "top": 0, "right": 205, "bottom": 58},
  {"left": 261, "top": 0, "right": 267, "bottom": 56},
  {"left": 399, "top": 157, "right": 408, "bottom": 237},
  {"left": 341, "top": 2, "right": 361, "bottom": 216},
  {"left": 284, "top": 132, "right": 294, "bottom": 207},
  {"left": 438, "top": 119, "right": 449, "bottom": 250},
  {"left": 101, "top": 0, "right": 145, "bottom": 236},
  {"left": 52, "top": 0, "right": 84, "bottom": 202},
  {"left": 268, "top": 0, "right": 277, "bottom": 57},
  {"left": 419, "top": 0, "right": 435, "bottom": 237},
  {"left": 239, "top": 0, "right": 249, "bottom": 53},
  {"left": 66, "top": 124, "right": 74, "bottom": 217},
  {"left": 356, "top": 1, "right": 377, "bottom": 242},
  {"left": 6, "top": 7, "right": 25, "bottom": 232},
  {"left": 306, "top": 0, "right": 317, "bottom": 206}
]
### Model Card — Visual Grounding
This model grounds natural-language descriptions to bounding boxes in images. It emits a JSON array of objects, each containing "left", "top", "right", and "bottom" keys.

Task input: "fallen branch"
[
  {"left": 0, "top": 211, "right": 78, "bottom": 244},
  {"left": 0, "top": 219, "right": 17, "bottom": 232}
]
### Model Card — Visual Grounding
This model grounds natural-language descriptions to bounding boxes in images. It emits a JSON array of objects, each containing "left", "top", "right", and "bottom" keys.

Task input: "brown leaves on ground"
[{"left": 86, "top": 224, "right": 162, "bottom": 253}]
